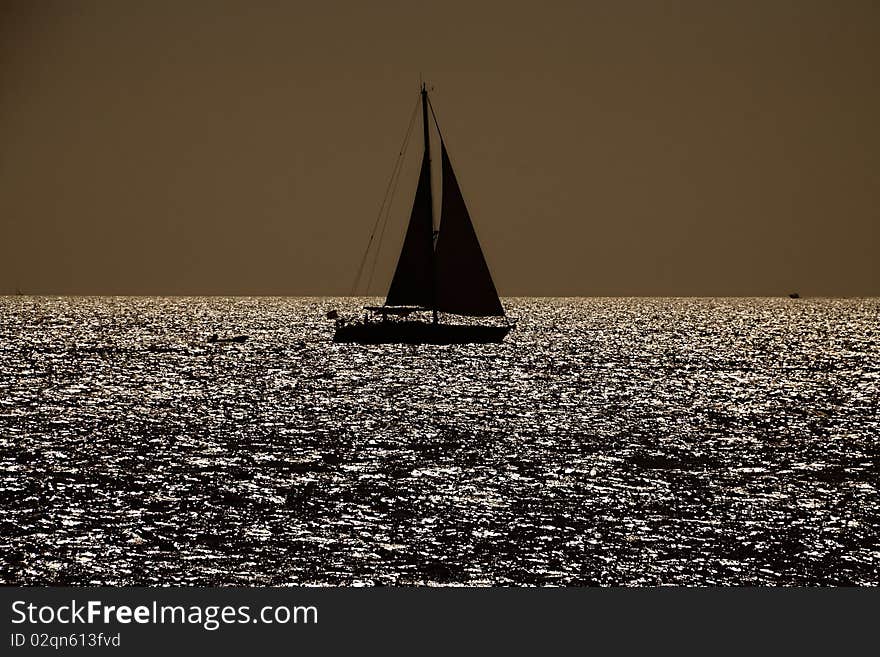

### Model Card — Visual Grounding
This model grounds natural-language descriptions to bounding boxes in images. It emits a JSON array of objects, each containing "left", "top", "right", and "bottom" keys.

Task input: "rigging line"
[
  {"left": 365, "top": 141, "right": 407, "bottom": 296},
  {"left": 351, "top": 96, "right": 418, "bottom": 296},
  {"left": 365, "top": 100, "right": 418, "bottom": 296},
  {"left": 363, "top": 91, "right": 421, "bottom": 297},
  {"left": 426, "top": 95, "right": 447, "bottom": 146},
  {"left": 350, "top": 95, "right": 420, "bottom": 296}
]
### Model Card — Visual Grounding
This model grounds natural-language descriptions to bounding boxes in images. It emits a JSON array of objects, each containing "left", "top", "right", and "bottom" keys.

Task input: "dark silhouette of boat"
[
  {"left": 333, "top": 84, "right": 513, "bottom": 345},
  {"left": 788, "top": 292, "right": 800, "bottom": 299},
  {"left": 334, "top": 318, "right": 510, "bottom": 344}
]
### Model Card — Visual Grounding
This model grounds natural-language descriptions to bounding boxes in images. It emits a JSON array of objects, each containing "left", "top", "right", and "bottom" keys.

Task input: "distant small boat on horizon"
[
  {"left": 208, "top": 333, "right": 247, "bottom": 344},
  {"left": 788, "top": 292, "right": 801, "bottom": 299},
  {"left": 332, "top": 83, "right": 513, "bottom": 345}
]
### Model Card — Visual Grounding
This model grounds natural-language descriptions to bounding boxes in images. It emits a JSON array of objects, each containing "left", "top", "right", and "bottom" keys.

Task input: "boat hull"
[{"left": 333, "top": 321, "right": 512, "bottom": 345}]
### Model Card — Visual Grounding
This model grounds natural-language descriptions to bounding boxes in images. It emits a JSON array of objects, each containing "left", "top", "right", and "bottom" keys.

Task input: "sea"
[{"left": 1, "top": 296, "right": 877, "bottom": 586}]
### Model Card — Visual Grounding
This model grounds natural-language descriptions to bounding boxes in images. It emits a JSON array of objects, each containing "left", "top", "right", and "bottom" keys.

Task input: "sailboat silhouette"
[{"left": 333, "top": 84, "right": 513, "bottom": 344}]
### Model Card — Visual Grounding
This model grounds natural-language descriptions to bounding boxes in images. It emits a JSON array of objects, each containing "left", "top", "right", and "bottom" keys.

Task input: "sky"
[{"left": 1, "top": 0, "right": 878, "bottom": 296}]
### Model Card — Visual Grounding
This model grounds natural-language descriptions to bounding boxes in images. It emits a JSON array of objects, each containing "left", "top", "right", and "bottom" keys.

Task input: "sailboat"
[{"left": 333, "top": 84, "right": 513, "bottom": 344}]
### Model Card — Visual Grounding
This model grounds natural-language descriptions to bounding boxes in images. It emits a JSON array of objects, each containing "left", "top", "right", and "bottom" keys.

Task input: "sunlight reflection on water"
[{"left": 0, "top": 296, "right": 878, "bottom": 585}]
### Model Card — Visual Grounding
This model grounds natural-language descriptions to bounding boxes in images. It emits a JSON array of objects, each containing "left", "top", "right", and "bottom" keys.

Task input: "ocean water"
[{"left": 0, "top": 296, "right": 877, "bottom": 586}]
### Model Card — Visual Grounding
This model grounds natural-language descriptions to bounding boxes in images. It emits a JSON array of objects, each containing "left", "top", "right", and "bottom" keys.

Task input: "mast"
[{"left": 421, "top": 83, "right": 439, "bottom": 325}]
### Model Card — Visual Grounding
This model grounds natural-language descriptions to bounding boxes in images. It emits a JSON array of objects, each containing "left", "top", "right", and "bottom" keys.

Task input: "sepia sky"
[{"left": 1, "top": 0, "right": 878, "bottom": 296}]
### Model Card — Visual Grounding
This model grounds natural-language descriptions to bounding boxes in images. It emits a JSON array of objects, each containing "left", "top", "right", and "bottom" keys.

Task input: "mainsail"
[
  {"left": 434, "top": 143, "right": 504, "bottom": 316},
  {"left": 383, "top": 85, "right": 504, "bottom": 318},
  {"left": 384, "top": 151, "right": 435, "bottom": 308}
]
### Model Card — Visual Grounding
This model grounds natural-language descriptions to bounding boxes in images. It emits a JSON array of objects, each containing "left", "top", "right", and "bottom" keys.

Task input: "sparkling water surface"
[{"left": 1, "top": 296, "right": 878, "bottom": 585}]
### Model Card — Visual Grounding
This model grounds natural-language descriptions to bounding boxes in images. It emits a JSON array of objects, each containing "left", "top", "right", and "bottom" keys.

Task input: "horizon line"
[{"left": 2, "top": 293, "right": 877, "bottom": 300}]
